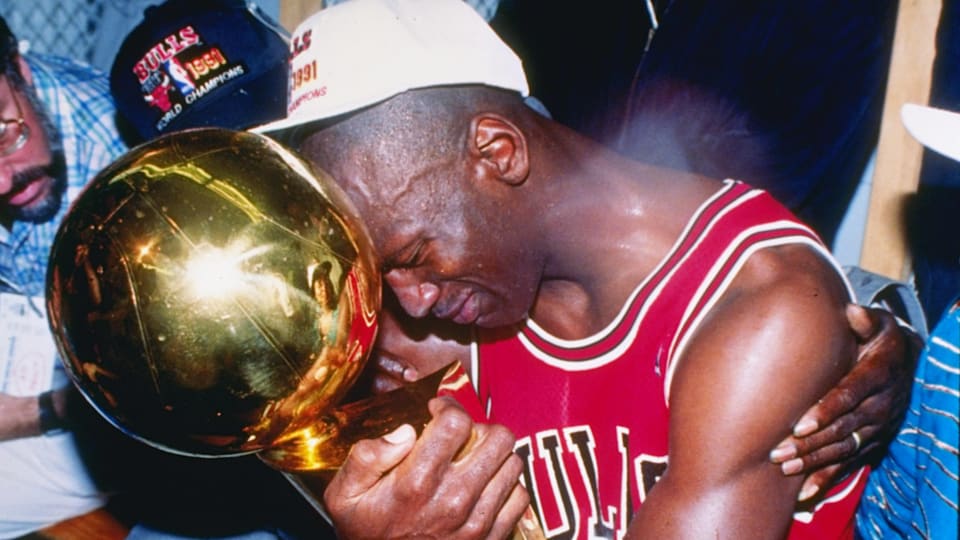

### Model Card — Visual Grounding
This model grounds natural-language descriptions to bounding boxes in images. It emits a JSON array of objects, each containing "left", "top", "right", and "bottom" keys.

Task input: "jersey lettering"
[
  {"left": 518, "top": 426, "right": 651, "bottom": 539},
  {"left": 537, "top": 430, "right": 577, "bottom": 538},
  {"left": 515, "top": 437, "right": 544, "bottom": 531},
  {"left": 565, "top": 427, "right": 615, "bottom": 539},
  {"left": 636, "top": 454, "right": 668, "bottom": 502}
]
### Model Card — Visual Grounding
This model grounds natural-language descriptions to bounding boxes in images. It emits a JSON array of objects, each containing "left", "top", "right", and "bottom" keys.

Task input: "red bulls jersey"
[{"left": 452, "top": 180, "right": 867, "bottom": 539}]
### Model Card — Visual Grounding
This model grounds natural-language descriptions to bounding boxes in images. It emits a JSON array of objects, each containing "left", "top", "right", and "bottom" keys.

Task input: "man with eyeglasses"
[{"left": 0, "top": 15, "right": 128, "bottom": 538}]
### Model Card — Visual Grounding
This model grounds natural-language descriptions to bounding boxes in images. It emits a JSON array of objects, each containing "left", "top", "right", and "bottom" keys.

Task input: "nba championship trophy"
[
  {"left": 45, "top": 128, "right": 544, "bottom": 539},
  {"left": 46, "top": 128, "right": 386, "bottom": 463}
]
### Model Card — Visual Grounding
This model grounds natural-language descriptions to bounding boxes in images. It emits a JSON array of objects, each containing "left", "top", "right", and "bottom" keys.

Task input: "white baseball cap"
[
  {"left": 901, "top": 103, "right": 960, "bottom": 162},
  {"left": 254, "top": 0, "right": 530, "bottom": 134}
]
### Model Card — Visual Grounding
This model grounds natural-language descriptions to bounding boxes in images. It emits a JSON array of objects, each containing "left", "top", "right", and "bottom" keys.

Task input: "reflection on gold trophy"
[
  {"left": 46, "top": 128, "right": 544, "bottom": 539},
  {"left": 46, "top": 127, "right": 383, "bottom": 459}
]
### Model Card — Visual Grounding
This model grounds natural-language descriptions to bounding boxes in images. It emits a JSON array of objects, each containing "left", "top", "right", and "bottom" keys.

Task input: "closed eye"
[{"left": 384, "top": 240, "right": 426, "bottom": 271}]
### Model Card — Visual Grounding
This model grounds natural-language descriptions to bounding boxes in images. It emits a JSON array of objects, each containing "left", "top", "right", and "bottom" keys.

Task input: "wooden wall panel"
[
  {"left": 280, "top": 0, "right": 325, "bottom": 32},
  {"left": 860, "top": 0, "right": 943, "bottom": 280}
]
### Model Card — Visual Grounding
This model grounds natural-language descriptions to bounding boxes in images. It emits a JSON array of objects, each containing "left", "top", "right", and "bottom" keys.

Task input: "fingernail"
[
  {"left": 797, "top": 483, "right": 819, "bottom": 501},
  {"left": 793, "top": 418, "right": 818, "bottom": 437},
  {"left": 403, "top": 367, "right": 420, "bottom": 382},
  {"left": 383, "top": 424, "right": 415, "bottom": 444},
  {"left": 781, "top": 458, "right": 804, "bottom": 476},
  {"left": 769, "top": 444, "right": 796, "bottom": 462}
]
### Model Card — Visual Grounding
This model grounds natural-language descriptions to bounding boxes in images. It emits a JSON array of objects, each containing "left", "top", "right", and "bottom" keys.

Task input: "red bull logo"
[{"left": 132, "top": 26, "right": 200, "bottom": 83}]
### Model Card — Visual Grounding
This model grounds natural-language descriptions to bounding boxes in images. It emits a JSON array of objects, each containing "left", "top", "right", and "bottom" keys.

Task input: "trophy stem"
[{"left": 258, "top": 362, "right": 454, "bottom": 472}]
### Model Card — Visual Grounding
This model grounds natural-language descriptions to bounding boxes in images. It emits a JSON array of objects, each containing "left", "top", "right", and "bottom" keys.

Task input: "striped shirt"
[{"left": 857, "top": 298, "right": 960, "bottom": 540}]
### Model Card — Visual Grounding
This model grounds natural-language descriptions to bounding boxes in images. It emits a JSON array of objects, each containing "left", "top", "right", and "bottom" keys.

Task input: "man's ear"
[
  {"left": 469, "top": 114, "right": 529, "bottom": 186},
  {"left": 15, "top": 56, "right": 33, "bottom": 86}
]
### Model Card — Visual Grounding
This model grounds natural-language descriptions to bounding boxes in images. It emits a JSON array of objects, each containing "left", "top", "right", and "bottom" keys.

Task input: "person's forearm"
[
  {"left": 0, "top": 393, "right": 43, "bottom": 440},
  {"left": 0, "top": 388, "right": 70, "bottom": 441}
]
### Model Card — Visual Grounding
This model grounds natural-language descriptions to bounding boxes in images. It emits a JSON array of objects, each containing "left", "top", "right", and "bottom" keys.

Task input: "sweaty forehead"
[
  {"left": 308, "top": 141, "right": 416, "bottom": 213},
  {"left": 300, "top": 132, "right": 426, "bottom": 255},
  {"left": 300, "top": 130, "right": 383, "bottom": 201}
]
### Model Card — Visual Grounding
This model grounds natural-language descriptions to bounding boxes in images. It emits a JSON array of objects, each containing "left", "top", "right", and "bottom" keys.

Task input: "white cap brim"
[{"left": 901, "top": 103, "right": 960, "bottom": 162}]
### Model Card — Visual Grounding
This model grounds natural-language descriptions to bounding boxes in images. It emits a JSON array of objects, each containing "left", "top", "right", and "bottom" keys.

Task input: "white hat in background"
[
  {"left": 901, "top": 103, "right": 960, "bottom": 162},
  {"left": 255, "top": 0, "right": 529, "bottom": 134}
]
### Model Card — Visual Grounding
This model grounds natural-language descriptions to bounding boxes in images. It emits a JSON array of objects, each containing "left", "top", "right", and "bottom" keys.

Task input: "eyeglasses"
[{"left": 0, "top": 79, "right": 30, "bottom": 157}]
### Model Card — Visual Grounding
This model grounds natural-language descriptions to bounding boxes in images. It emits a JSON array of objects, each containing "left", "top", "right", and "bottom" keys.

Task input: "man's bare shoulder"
[
  {"left": 669, "top": 241, "right": 856, "bottom": 457},
  {"left": 634, "top": 241, "right": 860, "bottom": 536},
  {"left": 695, "top": 242, "right": 853, "bottom": 369}
]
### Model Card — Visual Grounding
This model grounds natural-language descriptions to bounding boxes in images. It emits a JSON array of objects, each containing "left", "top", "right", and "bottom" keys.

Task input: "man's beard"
[{"left": 4, "top": 88, "right": 67, "bottom": 224}]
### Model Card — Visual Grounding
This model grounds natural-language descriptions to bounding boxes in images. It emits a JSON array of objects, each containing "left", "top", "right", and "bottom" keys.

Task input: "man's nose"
[{"left": 384, "top": 269, "right": 440, "bottom": 318}]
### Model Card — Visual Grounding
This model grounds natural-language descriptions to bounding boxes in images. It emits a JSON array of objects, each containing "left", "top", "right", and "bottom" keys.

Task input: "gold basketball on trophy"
[{"left": 45, "top": 128, "right": 381, "bottom": 458}]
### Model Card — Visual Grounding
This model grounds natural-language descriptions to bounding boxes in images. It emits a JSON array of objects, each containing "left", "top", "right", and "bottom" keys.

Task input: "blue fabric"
[
  {"left": 0, "top": 53, "right": 127, "bottom": 297},
  {"left": 856, "top": 298, "right": 960, "bottom": 540},
  {"left": 126, "top": 524, "right": 283, "bottom": 540},
  {"left": 490, "top": 0, "right": 897, "bottom": 246}
]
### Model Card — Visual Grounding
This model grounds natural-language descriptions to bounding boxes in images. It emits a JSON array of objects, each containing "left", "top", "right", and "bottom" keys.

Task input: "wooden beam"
[
  {"left": 860, "top": 0, "right": 943, "bottom": 280},
  {"left": 279, "top": 0, "right": 325, "bottom": 32},
  {"left": 39, "top": 508, "right": 129, "bottom": 540}
]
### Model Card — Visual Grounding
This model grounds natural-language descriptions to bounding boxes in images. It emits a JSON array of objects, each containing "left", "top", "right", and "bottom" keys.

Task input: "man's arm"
[
  {"left": 771, "top": 304, "right": 919, "bottom": 499},
  {"left": 0, "top": 387, "right": 70, "bottom": 441},
  {"left": 628, "top": 245, "right": 857, "bottom": 538}
]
